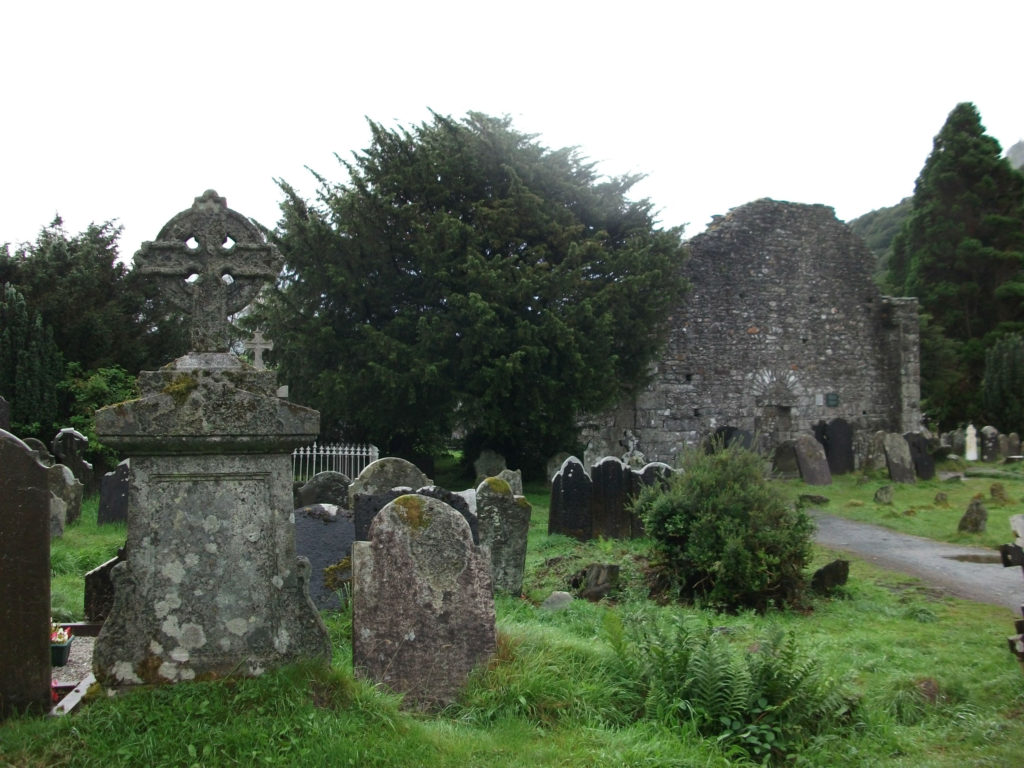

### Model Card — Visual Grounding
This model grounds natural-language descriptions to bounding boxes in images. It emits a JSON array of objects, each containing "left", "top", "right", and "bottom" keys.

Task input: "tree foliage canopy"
[
  {"left": 258, "top": 112, "right": 689, "bottom": 470},
  {"left": 887, "top": 102, "right": 1024, "bottom": 426}
]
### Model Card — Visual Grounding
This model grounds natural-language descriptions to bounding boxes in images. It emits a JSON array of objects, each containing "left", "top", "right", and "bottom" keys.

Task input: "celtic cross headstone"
[
  {"left": 93, "top": 192, "right": 328, "bottom": 687},
  {"left": 244, "top": 330, "right": 274, "bottom": 370},
  {"left": 134, "top": 189, "right": 282, "bottom": 352}
]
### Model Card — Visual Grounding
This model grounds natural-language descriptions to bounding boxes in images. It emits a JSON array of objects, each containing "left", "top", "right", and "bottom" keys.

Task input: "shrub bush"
[{"left": 632, "top": 443, "right": 813, "bottom": 610}]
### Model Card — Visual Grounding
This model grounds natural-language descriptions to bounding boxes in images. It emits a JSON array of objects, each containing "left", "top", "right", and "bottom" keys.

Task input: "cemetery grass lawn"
[
  {"left": 50, "top": 495, "right": 125, "bottom": 620},
  {"left": 781, "top": 466, "right": 1024, "bottom": 550},
  {"left": 5, "top": 482, "right": 1022, "bottom": 766}
]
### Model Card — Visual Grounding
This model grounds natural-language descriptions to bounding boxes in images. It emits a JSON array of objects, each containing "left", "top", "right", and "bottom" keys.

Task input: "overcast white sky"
[{"left": 2, "top": 1, "right": 1022, "bottom": 260}]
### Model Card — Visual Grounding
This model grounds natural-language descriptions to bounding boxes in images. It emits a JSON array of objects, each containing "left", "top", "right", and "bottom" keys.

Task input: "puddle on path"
[{"left": 942, "top": 553, "right": 1003, "bottom": 564}]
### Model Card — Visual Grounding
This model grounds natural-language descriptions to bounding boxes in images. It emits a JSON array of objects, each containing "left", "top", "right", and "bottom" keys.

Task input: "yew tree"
[{"left": 260, "top": 112, "right": 688, "bottom": 471}]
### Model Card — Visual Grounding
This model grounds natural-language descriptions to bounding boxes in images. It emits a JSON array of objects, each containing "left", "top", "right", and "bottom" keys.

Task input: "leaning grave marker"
[{"left": 92, "top": 191, "right": 329, "bottom": 686}]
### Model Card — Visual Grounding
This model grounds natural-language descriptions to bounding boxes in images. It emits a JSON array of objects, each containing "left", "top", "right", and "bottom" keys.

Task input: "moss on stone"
[
  {"left": 323, "top": 557, "right": 352, "bottom": 592},
  {"left": 162, "top": 373, "right": 199, "bottom": 406},
  {"left": 393, "top": 495, "right": 431, "bottom": 531},
  {"left": 483, "top": 476, "right": 511, "bottom": 495}
]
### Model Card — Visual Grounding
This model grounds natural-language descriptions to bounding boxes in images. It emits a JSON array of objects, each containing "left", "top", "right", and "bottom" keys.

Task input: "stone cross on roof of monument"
[{"left": 133, "top": 190, "right": 283, "bottom": 353}]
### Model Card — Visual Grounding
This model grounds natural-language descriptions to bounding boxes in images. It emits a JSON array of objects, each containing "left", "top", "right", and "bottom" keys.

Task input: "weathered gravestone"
[
  {"left": 811, "top": 559, "right": 850, "bottom": 595},
  {"left": 48, "top": 463, "right": 83, "bottom": 534},
  {"left": 98, "top": 459, "right": 130, "bottom": 525},
  {"left": 92, "top": 191, "right": 330, "bottom": 686},
  {"left": 1008, "top": 432, "right": 1022, "bottom": 458},
  {"left": 771, "top": 440, "right": 801, "bottom": 478},
  {"left": 882, "top": 432, "right": 916, "bottom": 484},
  {"left": 793, "top": 434, "right": 832, "bottom": 486},
  {"left": 352, "top": 495, "right": 496, "bottom": 708},
  {"left": 476, "top": 477, "right": 532, "bottom": 595},
  {"left": 949, "top": 428, "right": 966, "bottom": 458},
  {"left": 959, "top": 496, "right": 988, "bottom": 533},
  {"left": 0, "top": 430, "right": 52, "bottom": 718},
  {"left": 0, "top": 395, "right": 8, "bottom": 431},
  {"left": 903, "top": 433, "right": 935, "bottom": 481},
  {"left": 23, "top": 437, "right": 54, "bottom": 466},
  {"left": 347, "top": 457, "right": 431, "bottom": 508},
  {"left": 51, "top": 427, "right": 94, "bottom": 493},
  {"left": 293, "top": 504, "right": 355, "bottom": 610},
  {"left": 295, "top": 470, "right": 350, "bottom": 509},
  {"left": 981, "top": 426, "right": 1000, "bottom": 463},
  {"left": 496, "top": 468, "right": 523, "bottom": 496},
  {"left": 546, "top": 452, "right": 572, "bottom": 486},
  {"left": 355, "top": 486, "right": 479, "bottom": 544},
  {"left": 473, "top": 449, "right": 506, "bottom": 484},
  {"left": 549, "top": 456, "right": 593, "bottom": 540}
]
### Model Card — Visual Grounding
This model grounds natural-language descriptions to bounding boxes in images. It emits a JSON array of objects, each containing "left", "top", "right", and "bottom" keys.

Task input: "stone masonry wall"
[{"left": 584, "top": 199, "right": 921, "bottom": 465}]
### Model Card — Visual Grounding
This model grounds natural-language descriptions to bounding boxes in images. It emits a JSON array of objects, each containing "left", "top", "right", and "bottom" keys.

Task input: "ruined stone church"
[{"left": 584, "top": 198, "right": 921, "bottom": 465}]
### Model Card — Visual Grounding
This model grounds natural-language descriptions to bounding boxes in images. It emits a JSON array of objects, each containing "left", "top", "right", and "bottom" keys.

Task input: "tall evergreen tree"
[
  {"left": 0, "top": 283, "right": 63, "bottom": 437},
  {"left": 259, "top": 112, "right": 689, "bottom": 472},
  {"left": 888, "top": 102, "right": 1024, "bottom": 425}
]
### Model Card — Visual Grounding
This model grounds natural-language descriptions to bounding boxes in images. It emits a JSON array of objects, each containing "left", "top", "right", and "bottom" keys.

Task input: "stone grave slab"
[
  {"left": 590, "top": 456, "right": 632, "bottom": 539},
  {"left": 476, "top": 477, "right": 531, "bottom": 595},
  {"left": 348, "top": 457, "right": 430, "bottom": 507},
  {"left": 771, "top": 441, "right": 800, "bottom": 478},
  {"left": 903, "top": 432, "right": 935, "bottom": 481},
  {"left": 981, "top": 426, "right": 1000, "bottom": 463},
  {"left": 352, "top": 494, "right": 495, "bottom": 708},
  {"left": 51, "top": 427, "right": 94, "bottom": 493},
  {"left": 294, "top": 504, "right": 355, "bottom": 611},
  {"left": 548, "top": 456, "right": 593, "bottom": 540},
  {"left": 824, "top": 418, "right": 855, "bottom": 475},
  {"left": 85, "top": 548, "right": 125, "bottom": 623},
  {"left": 296, "top": 470, "right": 350, "bottom": 508},
  {"left": 793, "top": 434, "right": 832, "bottom": 486},
  {"left": 98, "top": 460, "right": 130, "bottom": 525},
  {"left": 882, "top": 432, "right": 916, "bottom": 484},
  {"left": 0, "top": 429, "right": 52, "bottom": 718}
]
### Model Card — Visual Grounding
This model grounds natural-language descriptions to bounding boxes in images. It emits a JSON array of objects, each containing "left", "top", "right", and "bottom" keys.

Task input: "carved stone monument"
[{"left": 92, "top": 191, "right": 329, "bottom": 686}]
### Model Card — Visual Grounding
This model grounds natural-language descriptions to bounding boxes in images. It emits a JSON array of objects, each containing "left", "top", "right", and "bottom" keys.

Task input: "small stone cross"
[
  {"left": 244, "top": 331, "right": 274, "bottom": 370},
  {"left": 134, "top": 190, "right": 283, "bottom": 353}
]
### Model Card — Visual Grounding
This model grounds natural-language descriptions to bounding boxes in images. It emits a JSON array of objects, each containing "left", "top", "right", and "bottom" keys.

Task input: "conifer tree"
[{"left": 888, "top": 103, "right": 1024, "bottom": 425}]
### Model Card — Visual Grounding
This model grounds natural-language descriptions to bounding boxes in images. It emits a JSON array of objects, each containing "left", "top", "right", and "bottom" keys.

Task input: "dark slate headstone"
[
  {"left": 85, "top": 548, "right": 125, "bottom": 622},
  {"left": 590, "top": 456, "right": 631, "bottom": 539},
  {"left": 793, "top": 434, "right": 832, "bottom": 486},
  {"left": 772, "top": 441, "right": 800, "bottom": 478},
  {"left": 824, "top": 419, "right": 855, "bottom": 475},
  {"left": 882, "top": 432, "right": 916, "bottom": 484},
  {"left": 293, "top": 504, "right": 356, "bottom": 611},
  {"left": 352, "top": 495, "right": 495, "bottom": 708},
  {"left": 415, "top": 486, "right": 479, "bottom": 544},
  {"left": 548, "top": 456, "right": 593, "bottom": 541},
  {"left": 51, "top": 427, "right": 94, "bottom": 493},
  {"left": 353, "top": 488, "right": 410, "bottom": 541},
  {"left": 981, "top": 426, "right": 1000, "bottom": 463},
  {"left": 98, "top": 459, "right": 130, "bottom": 525},
  {"left": 0, "top": 396, "right": 8, "bottom": 431},
  {"left": 710, "top": 426, "right": 754, "bottom": 451},
  {"left": 0, "top": 429, "right": 52, "bottom": 718},
  {"left": 296, "top": 470, "right": 351, "bottom": 509},
  {"left": 476, "top": 478, "right": 532, "bottom": 595},
  {"left": 903, "top": 433, "right": 935, "bottom": 481}
]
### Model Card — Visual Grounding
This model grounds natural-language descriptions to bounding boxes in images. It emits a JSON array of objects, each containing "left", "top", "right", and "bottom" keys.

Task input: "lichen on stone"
[
  {"left": 393, "top": 494, "right": 431, "bottom": 531},
  {"left": 162, "top": 373, "right": 199, "bottom": 406}
]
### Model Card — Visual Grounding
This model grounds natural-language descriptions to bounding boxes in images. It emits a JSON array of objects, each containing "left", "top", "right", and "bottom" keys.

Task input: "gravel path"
[{"left": 813, "top": 511, "right": 1023, "bottom": 613}]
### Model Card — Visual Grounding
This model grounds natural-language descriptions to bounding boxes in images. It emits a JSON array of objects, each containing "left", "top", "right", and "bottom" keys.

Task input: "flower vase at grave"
[{"left": 50, "top": 622, "right": 72, "bottom": 667}]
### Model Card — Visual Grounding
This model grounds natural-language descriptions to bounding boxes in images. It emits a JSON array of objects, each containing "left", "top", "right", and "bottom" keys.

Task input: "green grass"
[
  {"left": 5, "top": 474, "right": 1023, "bottom": 767},
  {"left": 50, "top": 496, "right": 125, "bottom": 620},
  {"left": 782, "top": 464, "right": 1024, "bottom": 550}
]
